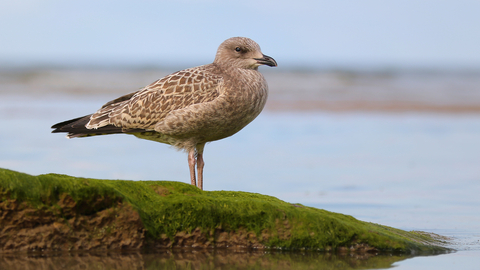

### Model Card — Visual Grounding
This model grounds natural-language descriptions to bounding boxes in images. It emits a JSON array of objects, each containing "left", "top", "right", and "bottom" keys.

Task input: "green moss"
[{"left": 0, "top": 168, "right": 449, "bottom": 253}]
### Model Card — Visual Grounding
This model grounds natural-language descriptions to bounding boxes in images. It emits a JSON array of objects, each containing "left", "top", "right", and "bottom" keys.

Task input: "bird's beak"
[{"left": 254, "top": 54, "right": 277, "bottom": 67}]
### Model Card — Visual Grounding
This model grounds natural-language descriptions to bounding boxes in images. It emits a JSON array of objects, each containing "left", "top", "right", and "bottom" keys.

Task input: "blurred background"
[
  {"left": 1, "top": 0, "right": 480, "bottom": 70},
  {"left": 1, "top": 0, "right": 479, "bottom": 235}
]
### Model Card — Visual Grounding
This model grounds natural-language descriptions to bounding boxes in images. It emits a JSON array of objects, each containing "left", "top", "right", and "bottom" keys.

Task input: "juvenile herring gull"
[{"left": 51, "top": 37, "right": 277, "bottom": 190}]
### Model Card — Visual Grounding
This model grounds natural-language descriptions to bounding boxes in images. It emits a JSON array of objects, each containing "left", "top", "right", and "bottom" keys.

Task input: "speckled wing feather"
[{"left": 86, "top": 67, "right": 223, "bottom": 131}]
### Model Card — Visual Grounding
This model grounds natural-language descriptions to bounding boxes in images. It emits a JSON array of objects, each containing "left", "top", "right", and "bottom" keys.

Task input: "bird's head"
[{"left": 214, "top": 37, "right": 277, "bottom": 70}]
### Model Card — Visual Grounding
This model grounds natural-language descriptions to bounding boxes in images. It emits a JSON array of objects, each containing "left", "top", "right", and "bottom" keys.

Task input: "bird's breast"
[{"left": 153, "top": 70, "right": 268, "bottom": 145}]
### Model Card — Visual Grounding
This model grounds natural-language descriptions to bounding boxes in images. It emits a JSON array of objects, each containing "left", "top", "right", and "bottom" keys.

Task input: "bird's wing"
[
  {"left": 100, "top": 91, "right": 138, "bottom": 109},
  {"left": 86, "top": 67, "right": 223, "bottom": 130}
]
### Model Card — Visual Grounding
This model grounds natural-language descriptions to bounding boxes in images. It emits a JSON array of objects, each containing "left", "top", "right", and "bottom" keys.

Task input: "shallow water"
[
  {"left": 0, "top": 249, "right": 453, "bottom": 270},
  {"left": 1, "top": 70, "right": 479, "bottom": 269}
]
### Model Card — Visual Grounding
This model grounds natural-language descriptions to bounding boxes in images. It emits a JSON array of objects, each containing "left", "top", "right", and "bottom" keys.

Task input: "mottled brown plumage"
[{"left": 52, "top": 37, "right": 277, "bottom": 190}]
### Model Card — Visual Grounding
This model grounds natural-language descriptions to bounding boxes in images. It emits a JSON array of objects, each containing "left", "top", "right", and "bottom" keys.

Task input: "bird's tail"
[
  {"left": 52, "top": 115, "right": 146, "bottom": 138},
  {"left": 52, "top": 115, "right": 120, "bottom": 138}
]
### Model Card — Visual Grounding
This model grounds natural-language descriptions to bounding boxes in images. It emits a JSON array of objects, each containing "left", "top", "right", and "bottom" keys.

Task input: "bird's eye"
[{"left": 235, "top": 47, "right": 242, "bottom": 52}]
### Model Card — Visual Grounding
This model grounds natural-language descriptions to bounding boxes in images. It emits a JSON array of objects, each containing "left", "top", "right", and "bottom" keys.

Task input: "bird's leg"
[
  {"left": 196, "top": 154, "right": 204, "bottom": 190},
  {"left": 188, "top": 150, "right": 197, "bottom": 187},
  {"left": 196, "top": 143, "right": 205, "bottom": 190}
]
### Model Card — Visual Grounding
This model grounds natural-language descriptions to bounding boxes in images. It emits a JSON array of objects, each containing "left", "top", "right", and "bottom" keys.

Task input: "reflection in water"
[{"left": 0, "top": 249, "right": 428, "bottom": 270}]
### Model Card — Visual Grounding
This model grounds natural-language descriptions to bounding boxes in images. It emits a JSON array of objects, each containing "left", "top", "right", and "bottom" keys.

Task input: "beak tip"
[{"left": 256, "top": 54, "right": 277, "bottom": 67}]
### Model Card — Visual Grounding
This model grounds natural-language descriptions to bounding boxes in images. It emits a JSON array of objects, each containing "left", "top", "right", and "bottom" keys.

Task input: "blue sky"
[{"left": 1, "top": 0, "right": 479, "bottom": 70}]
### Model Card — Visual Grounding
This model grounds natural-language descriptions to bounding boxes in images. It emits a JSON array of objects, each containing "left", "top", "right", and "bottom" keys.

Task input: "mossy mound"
[{"left": 0, "top": 168, "right": 449, "bottom": 253}]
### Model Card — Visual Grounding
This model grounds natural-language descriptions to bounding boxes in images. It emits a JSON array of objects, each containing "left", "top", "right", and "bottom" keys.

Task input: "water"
[
  {"left": 0, "top": 249, "right": 448, "bottom": 270},
  {"left": 1, "top": 70, "right": 479, "bottom": 269}
]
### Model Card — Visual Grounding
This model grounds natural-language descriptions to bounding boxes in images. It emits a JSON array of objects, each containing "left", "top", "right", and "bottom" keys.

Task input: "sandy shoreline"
[
  {"left": 265, "top": 99, "right": 480, "bottom": 113},
  {"left": 1, "top": 69, "right": 479, "bottom": 113}
]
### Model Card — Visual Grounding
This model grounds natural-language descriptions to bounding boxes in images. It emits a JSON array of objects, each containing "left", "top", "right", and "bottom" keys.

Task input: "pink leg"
[
  {"left": 197, "top": 153, "right": 204, "bottom": 190},
  {"left": 188, "top": 150, "right": 196, "bottom": 187},
  {"left": 196, "top": 143, "right": 205, "bottom": 190}
]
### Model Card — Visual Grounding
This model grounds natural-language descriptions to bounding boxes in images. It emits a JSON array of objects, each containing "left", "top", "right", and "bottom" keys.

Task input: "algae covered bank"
[{"left": 0, "top": 168, "right": 448, "bottom": 253}]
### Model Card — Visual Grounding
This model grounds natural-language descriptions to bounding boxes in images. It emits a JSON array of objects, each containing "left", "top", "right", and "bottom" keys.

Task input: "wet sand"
[{"left": 1, "top": 69, "right": 479, "bottom": 113}]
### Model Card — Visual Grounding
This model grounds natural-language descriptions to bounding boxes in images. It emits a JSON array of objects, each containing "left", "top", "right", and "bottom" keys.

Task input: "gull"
[{"left": 52, "top": 37, "right": 277, "bottom": 190}]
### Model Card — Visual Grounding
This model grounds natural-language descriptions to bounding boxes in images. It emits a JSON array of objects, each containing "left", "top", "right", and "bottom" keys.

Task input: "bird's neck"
[{"left": 210, "top": 62, "right": 259, "bottom": 75}]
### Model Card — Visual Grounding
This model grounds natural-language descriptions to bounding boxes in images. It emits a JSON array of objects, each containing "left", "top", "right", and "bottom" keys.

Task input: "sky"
[{"left": 1, "top": 0, "right": 480, "bottom": 70}]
